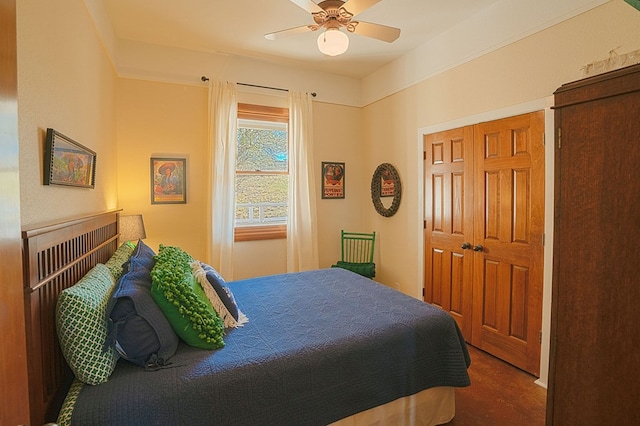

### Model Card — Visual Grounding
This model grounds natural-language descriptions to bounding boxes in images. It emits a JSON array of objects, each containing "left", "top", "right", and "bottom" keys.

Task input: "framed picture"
[
  {"left": 151, "top": 157, "right": 187, "bottom": 204},
  {"left": 321, "top": 161, "right": 345, "bottom": 199},
  {"left": 44, "top": 128, "right": 96, "bottom": 188}
]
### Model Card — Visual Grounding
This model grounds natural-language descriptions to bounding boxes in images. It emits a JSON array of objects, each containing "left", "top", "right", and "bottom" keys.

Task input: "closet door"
[
  {"left": 424, "top": 126, "right": 474, "bottom": 340},
  {"left": 424, "top": 112, "right": 544, "bottom": 375},
  {"left": 471, "top": 111, "right": 545, "bottom": 376}
]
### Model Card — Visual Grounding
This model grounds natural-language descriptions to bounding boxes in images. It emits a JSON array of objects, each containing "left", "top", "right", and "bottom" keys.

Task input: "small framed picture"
[
  {"left": 151, "top": 157, "right": 187, "bottom": 204},
  {"left": 44, "top": 128, "right": 96, "bottom": 188},
  {"left": 321, "top": 161, "right": 345, "bottom": 199}
]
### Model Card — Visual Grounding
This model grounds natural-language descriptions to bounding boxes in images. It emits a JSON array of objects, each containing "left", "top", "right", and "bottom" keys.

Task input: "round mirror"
[{"left": 371, "top": 163, "right": 402, "bottom": 217}]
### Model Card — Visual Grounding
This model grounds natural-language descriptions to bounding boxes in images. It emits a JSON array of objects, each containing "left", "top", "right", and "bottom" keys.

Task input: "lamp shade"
[
  {"left": 317, "top": 28, "right": 349, "bottom": 56},
  {"left": 119, "top": 214, "right": 147, "bottom": 243}
]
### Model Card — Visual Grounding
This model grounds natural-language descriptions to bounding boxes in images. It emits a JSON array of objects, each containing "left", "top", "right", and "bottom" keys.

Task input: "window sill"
[{"left": 234, "top": 224, "right": 286, "bottom": 242}]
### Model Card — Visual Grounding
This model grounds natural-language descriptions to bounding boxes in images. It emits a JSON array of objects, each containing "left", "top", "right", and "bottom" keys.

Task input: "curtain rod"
[{"left": 200, "top": 76, "right": 316, "bottom": 97}]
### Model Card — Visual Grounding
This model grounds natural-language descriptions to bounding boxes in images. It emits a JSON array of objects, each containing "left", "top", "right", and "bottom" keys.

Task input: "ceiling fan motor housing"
[{"left": 313, "top": 0, "right": 355, "bottom": 28}]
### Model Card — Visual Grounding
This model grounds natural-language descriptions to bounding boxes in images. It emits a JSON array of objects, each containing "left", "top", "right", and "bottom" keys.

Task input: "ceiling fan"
[{"left": 265, "top": 0, "right": 401, "bottom": 56}]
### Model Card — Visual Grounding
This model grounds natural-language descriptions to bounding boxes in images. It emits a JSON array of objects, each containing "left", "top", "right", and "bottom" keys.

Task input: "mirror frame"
[{"left": 370, "top": 163, "right": 402, "bottom": 217}]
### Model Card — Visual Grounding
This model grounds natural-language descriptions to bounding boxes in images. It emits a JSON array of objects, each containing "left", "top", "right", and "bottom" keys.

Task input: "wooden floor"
[{"left": 445, "top": 345, "right": 547, "bottom": 425}]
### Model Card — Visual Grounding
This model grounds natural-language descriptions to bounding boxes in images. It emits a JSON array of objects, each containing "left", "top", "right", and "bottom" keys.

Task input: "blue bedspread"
[{"left": 72, "top": 268, "right": 470, "bottom": 425}]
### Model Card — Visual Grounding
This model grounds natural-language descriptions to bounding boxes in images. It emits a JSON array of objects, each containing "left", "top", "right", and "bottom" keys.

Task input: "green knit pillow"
[
  {"left": 105, "top": 241, "right": 136, "bottom": 280},
  {"left": 56, "top": 379, "right": 83, "bottom": 426},
  {"left": 150, "top": 245, "right": 225, "bottom": 350},
  {"left": 56, "top": 264, "right": 119, "bottom": 385}
]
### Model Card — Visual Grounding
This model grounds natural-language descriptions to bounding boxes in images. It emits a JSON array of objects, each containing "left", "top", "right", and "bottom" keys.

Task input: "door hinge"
[
  {"left": 424, "top": 220, "right": 426, "bottom": 229},
  {"left": 539, "top": 330, "right": 543, "bottom": 343},
  {"left": 557, "top": 128, "right": 562, "bottom": 149},
  {"left": 542, "top": 233, "right": 545, "bottom": 246}
]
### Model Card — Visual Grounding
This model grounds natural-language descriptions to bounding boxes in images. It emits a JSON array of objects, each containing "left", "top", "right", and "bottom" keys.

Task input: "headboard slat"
[{"left": 28, "top": 237, "right": 118, "bottom": 293}]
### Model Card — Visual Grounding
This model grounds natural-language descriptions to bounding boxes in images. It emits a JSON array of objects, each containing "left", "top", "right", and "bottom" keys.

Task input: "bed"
[{"left": 22, "top": 211, "right": 470, "bottom": 425}]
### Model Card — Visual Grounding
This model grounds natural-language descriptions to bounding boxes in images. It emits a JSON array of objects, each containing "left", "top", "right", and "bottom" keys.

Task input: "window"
[{"left": 235, "top": 103, "right": 289, "bottom": 242}]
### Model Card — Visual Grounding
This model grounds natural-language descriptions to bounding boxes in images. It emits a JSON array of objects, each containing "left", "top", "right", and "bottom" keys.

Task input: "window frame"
[{"left": 234, "top": 103, "right": 289, "bottom": 242}]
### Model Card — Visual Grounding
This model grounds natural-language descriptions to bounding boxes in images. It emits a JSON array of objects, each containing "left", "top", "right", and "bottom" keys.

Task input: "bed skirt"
[{"left": 332, "top": 386, "right": 455, "bottom": 426}]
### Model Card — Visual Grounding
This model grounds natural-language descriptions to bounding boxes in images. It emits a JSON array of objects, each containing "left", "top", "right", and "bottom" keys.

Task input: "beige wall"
[
  {"left": 116, "top": 78, "right": 209, "bottom": 258},
  {"left": 363, "top": 0, "right": 640, "bottom": 296},
  {"left": 362, "top": 0, "right": 640, "bottom": 385},
  {"left": 14, "top": 0, "right": 640, "bottom": 386},
  {"left": 17, "top": 0, "right": 118, "bottom": 226},
  {"left": 363, "top": 88, "right": 420, "bottom": 293},
  {"left": 313, "top": 102, "right": 368, "bottom": 269},
  {"left": 17, "top": 0, "right": 639, "bottom": 283},
  {"left": 115, "top": 80, "right": 365, "bottom": 279},
  {"left": 15, "top": 0, "right": 640, "bottom": 273}
]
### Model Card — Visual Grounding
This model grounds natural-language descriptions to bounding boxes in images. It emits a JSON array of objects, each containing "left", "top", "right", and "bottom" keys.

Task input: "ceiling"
[{"left": 102, "top": 0, "right": 503, "bottom": 79}]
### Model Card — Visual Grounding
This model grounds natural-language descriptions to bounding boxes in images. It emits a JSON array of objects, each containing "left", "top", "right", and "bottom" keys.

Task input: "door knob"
[
  {"left": 461, "top": 242, "right": 471, "bottom": 250},
  {"left": 472, "top": 245, "right": 484, "bottom": 252}
]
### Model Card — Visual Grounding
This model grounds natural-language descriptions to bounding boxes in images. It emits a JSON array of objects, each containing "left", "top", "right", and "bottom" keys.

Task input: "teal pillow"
[
  {"left": 105, "top": 241, "right": 136, "bottom": 281},
  {"left": 150, "top": 245, "right": 225, "bottom": 350},
  {"left": 56, "top": 264, "right": 120, "bottom": 385}
]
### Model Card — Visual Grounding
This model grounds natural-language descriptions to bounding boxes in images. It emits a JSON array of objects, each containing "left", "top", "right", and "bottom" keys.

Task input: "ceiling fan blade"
[
  {"left": 341, "top": 0, "right": 382, "bottom": 17},
  {"left": 265, "top": 25, "right": 317, "bottom": 41},
  {"left": 350, "top": 21, "right": 400, "bottom": 42},
  {"left": 289, "top": 0, "right": 324, "bottom": 14}
]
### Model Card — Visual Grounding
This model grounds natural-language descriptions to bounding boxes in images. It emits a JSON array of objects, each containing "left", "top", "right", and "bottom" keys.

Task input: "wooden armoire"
[{"left": 546, "top": 64, "right": 640, "bottom": 425}]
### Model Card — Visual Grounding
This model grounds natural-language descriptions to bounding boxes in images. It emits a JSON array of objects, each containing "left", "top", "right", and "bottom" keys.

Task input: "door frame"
[
  {"left": 0, "top": 0, "right": 31, "bottom": 423},
  {"left": 417, "top": 96, "right": 554, "bottom": 388}
]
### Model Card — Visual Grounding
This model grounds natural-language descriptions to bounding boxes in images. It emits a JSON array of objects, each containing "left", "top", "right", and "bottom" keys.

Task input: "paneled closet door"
[
  {"left": 424, "top": 126, "right": 474, "bottom": 341},
  {"left": 471, "top": 111, "right": 545, "bottom": 376},
  {"left": 424, "top": 111, "right": 545, "bottom": 376}
]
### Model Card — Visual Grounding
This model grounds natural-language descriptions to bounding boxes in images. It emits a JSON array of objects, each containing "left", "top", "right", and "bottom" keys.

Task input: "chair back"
[{"left": 341, "top": 230, "right": 376, "bottom": 263}]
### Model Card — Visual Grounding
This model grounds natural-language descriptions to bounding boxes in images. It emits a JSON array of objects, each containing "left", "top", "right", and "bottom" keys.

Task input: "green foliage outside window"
[
  {"left": 237, "top": 127, "right": 287, "bottom": 171},
  {"left": 235, "top": 122, "right": 288, "bottom": 225}
]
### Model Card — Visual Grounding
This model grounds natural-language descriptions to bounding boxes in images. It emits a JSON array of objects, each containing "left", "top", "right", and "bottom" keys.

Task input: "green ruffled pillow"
[{"left": 150, "top": 245, "right": 225, "bottom": 350}]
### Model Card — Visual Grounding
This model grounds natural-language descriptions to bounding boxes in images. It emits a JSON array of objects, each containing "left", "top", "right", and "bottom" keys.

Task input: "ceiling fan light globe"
[{"left": 317, "top": 29, "right": 349, "bottom": 56}]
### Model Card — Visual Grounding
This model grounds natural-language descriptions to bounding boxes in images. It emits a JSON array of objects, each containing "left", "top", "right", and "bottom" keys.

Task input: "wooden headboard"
[{"left": 22, "top": 210, "right": 120, "bottom": 425}]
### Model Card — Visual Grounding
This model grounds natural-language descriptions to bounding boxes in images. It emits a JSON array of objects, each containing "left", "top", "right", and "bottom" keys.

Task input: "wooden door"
[
  {"left": 0, "top": 0, "right": 32, "bottom": 424},
  {"left": 424, "top": 112, "right": 545, "bottom": 375},
  {"left": 471, "top": 111, "right": 545, "bottom": 375},
  {"left": 423, "top": 127, "right": 474, "bottom": 339}
]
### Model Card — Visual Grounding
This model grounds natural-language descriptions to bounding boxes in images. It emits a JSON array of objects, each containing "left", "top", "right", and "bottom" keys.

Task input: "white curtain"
[
  {"left": 207, "top": 80, "right": 238, "bottom": 279},
  {"left": 287, "top": 91, "right": 319, "bottom": 272}
]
